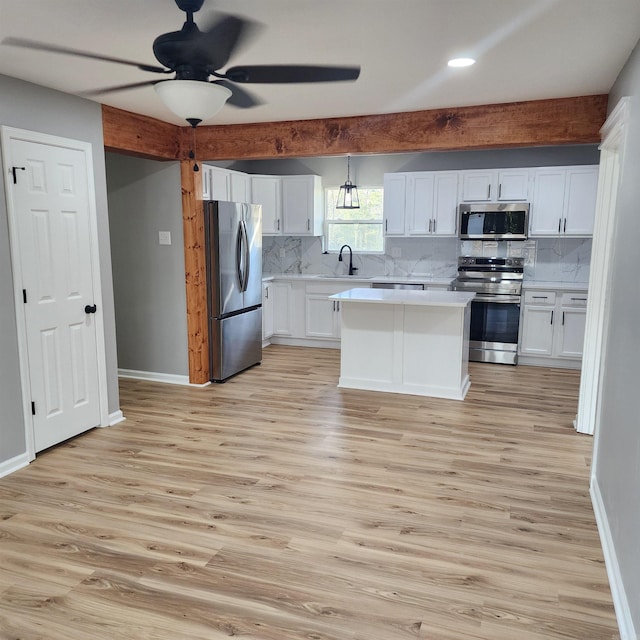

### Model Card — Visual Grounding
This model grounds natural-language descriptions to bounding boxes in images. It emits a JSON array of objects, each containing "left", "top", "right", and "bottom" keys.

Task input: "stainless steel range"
[{"left": 452, "top": 256, "right": 524, "bottom": 365}]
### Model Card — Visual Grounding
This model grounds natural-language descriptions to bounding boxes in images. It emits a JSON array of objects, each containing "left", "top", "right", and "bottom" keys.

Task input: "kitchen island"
[{"left": 329, "top": 288, "right": 476, "bottom": 400}]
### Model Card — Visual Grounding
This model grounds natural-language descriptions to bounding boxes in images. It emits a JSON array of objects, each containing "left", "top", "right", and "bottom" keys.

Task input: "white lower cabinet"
[
  {"left": 304, "top": 282, "right": 368, "bottom": 340},
  {"left": 272, "top": 281, "right": 293, "bottom": 336},
  {"left": 519, "top": 289, "right": 588, "bottom": 367}
]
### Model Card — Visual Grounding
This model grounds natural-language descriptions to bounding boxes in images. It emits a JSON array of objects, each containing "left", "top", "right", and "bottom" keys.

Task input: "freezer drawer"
[{"left": 210, "top": 307, "right": 262, "bottom": 382}]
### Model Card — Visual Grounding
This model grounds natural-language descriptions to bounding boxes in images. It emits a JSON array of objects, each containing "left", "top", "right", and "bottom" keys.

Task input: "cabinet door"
[
  {"left": 272, "top": 281, "right": 291, "bottom": 335},
  {"left": 530, "top": 169, "right": 566, "bottom": 236},
  {"left": 497, "top": 169, "right": 529, "bottom": 201},
  {"left": 383, "top": 173, "right": 406, "bottom": 235},
  {"left": 556, "top": 308, "right": 586, "bottom": 358},
  {"left": 282, "top": 176, "right": 314, "bottom": 235},
  {"left": 461, "top": 171, "right": 494, "bottom": 201},
  {"left": 305, "top": 295, "right": 339, "bottom": 338},
  {"left": 519, "top": 306, "right": 555, "bottom": 356},
  {"left": 210, "top": 166, "right": 231, "bottom": 201},
  {"left": 262, "top": 282, "right": 274, "bottom": 340},
  {"left": 229, "top": 171, "right": 250, "bottom": 203},
  {"left": 407, "top": 173, "right": 434, "bottom": 235},
  {"left": 564, "top": 167, "right": 598, "bottom": 236},
  {"left": 251, "top": 176, "right": 281, "bottom": 235},
  {"left": 432, "top": 172, "right": 459, "bottom": 235}
]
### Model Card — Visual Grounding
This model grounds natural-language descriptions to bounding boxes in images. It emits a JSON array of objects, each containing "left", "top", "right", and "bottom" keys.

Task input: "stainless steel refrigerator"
[{"left": 205, "top": 201, "right": 262, "bottom": 382}]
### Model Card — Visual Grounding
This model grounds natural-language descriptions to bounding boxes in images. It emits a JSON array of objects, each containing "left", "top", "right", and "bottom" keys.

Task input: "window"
[{"left": 325, "top": 187, "right": 384, "bottom": 253}]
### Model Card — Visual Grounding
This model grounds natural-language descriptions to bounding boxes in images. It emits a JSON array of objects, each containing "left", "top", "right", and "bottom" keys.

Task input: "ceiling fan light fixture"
[
  {"left": 154, "top": 79, "right": 232, "bottom": 124},
  {"left": 336, "top": 156, "right": 360, "bottom": 209}
]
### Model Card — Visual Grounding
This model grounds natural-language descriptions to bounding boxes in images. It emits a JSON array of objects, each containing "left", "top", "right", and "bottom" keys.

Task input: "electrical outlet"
[
  {"left": 158, "top": 231, "right": 171, "bottom": 245},
  {"left": 391, "top": 246, "right": 402, "bottom": 258},
  {"left": 279, "top": 248, "right": 286, "bottom": 258}
]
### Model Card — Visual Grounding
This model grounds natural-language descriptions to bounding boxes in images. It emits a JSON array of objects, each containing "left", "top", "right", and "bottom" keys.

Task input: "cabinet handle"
[
  {"left": 265, "top": 287, "right": 269, "bottom": 300},
  {"left": 498, "top": 183, "right": 502, "bottom": 199},
  {"left": 277, "top": 219, "right": 280, "bottom": 231},
  {"left": 487, "top": 184, "right": 491, "bottom": 199},
  {"left": 336, "top": 301, "right": 340, "bottom": 312},
  {"left": 332, "top": 300, "right": 335, "bottom": 312},
  {"left": 307, "top": 219, "right": 310, "bottom": 231},
  {"left": 385, "top": 219, "right": 388, "bottom": 232},
  {"left": 550, "top": 310, "right": 554, "bottom": 325},
  {"left": 570, "top": 297, "right": 587, "bottom": 301},
  {"left": 433, "top": 218, "right": 437, "bottom": 233},
  {"left": 563, "top": 218, "right": 567, "bottom": 233},
  {"left": 562, "top": 311, "right": 565, "bottom": 326},
  {"left": 558, "top": 218, "right": 562, "bottom": 233},
  {"left": 532, "top": 295, "right": 548, "bottom": 299},
  {"left": 428, "top": 219, "right": 432, "bottom": 233}
]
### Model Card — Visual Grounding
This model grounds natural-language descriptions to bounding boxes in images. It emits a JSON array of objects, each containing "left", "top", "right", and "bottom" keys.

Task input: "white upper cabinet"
[
  {"left": 250, "top": 175, "right": 282, "bottom": 235},
  {"left": 281, "top": 175, "right": 323, "bottom": 236},
  {"left": 383, "top": 173, "right": 406, "bottom": 235},
  {"left": 209, "top": 166, "right": 231, "bottom": 201},
  {"left": 461, "top": 169, "right": 530, "bottom": 202},
  {"left": 529, "top": 166, "right": 598, "bottom": 236},
  {"left": 251, "top": 174, "right": 323, "bottom": 236},
  {"left": 406, "top": 171, "right": 458, "bottom": 236},
  {"left": 229, "top": 170, "right": 251, "bottom": 203}
]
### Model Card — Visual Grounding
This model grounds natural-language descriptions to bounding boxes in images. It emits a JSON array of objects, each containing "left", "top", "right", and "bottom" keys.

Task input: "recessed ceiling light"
[{"left": 448, "top": 58, "right": 476, "bottom": 68}]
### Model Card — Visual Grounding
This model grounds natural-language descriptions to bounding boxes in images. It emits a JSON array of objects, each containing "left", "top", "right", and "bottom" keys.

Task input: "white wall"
[{"left": 593, "top": 38, "right": 640, "bottom": 636}]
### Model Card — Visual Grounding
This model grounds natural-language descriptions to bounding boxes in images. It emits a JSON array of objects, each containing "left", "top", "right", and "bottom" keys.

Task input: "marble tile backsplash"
[{"left": 263, "top": 236, "right": 591, "bottom": 283}]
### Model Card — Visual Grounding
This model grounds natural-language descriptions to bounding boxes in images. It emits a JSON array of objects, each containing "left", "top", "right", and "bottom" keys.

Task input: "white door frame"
[
  {"left": 1, "top": 126, "right": 110, "bottom": 460},
  {"left": 575, "top": 97, "right": 630, "bottom": 437}
]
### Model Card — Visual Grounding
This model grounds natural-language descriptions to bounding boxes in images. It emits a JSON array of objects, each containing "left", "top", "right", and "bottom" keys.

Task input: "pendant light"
[{"left": 336, "top": 156, "right": 360, "bottom": 209}]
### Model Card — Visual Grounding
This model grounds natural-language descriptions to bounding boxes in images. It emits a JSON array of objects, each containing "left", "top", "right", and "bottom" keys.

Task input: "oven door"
[{"left": 469, "top": 295, "right": 521, "bottom": 365}]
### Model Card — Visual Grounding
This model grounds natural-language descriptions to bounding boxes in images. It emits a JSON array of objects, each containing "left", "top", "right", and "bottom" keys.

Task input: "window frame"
[{"left": 324, "top": 185, "right": 385, "bottom": 254}]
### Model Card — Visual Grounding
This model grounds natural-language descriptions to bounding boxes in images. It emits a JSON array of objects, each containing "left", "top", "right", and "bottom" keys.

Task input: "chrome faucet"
[{"left": 338, "top": 244, "right": 358, "bottom": 275}]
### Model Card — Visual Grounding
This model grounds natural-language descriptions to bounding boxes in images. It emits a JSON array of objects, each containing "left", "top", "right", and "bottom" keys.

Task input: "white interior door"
[{"left": 4, "top": 132, "right": 103, "bottom": 452}]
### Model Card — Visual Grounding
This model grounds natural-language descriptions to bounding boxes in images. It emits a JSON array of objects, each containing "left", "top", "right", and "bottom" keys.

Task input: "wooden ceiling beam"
[
  {"left": 188, "top": 94, "right": 608, "bottom": 161},
  {"left": 102, "top": 105, "right": 181, "bottom": 160}
]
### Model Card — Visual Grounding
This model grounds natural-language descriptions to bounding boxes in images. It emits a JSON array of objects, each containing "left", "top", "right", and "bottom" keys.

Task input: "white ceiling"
[{"left": 0, "top": 0, "right": 639, "bottom": 127}]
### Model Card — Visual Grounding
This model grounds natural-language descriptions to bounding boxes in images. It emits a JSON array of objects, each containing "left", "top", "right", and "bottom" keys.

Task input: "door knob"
[{"left": 84, "top": 304, "right": 97, "bottom": 314}]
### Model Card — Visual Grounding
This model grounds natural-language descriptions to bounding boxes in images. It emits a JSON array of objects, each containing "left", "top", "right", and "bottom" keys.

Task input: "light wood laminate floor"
[{"left": 0, "top": 346, "right": 618, "bottom": 639}]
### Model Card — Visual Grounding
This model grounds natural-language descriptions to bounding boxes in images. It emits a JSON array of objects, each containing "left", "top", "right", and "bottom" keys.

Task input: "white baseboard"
[
  {"left": 591, "top": 477, "right": 637, "bottom": 640},
  {"left": 107, "top": 410, "right": 125, "bottom": 426},
  {"left": 0, "top": 451, "right": 30, "bottom": 479},
  {"left": 118, "top": 368, "right": 210, "bottom": 387},
  {"left": 269, "top": 336, "right": 340, "bottom": 349}
]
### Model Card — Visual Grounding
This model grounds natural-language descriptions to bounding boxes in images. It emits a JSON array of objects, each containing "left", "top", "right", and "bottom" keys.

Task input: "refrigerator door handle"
[
  {"left": 240, "top": 219, "right": 250, "bottom": 292},
  {"left": 236, "top": 221, "right": 244, "bottom": 291}
]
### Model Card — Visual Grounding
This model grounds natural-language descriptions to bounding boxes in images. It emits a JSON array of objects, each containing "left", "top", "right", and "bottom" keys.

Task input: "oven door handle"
[{"left": 473, "top": 294, "right": 521, "bottom": 304}]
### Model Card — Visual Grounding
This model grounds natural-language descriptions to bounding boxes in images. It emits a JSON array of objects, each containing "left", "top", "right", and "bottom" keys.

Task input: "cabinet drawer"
[
  {"left": 560, "top": 292, "right": 588, "bottom": 307},
  {"left": 523, "top": 290, "right": 556, "bottom": 305}
]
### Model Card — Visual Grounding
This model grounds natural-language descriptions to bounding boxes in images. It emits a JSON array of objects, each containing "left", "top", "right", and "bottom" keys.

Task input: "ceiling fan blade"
[
  {"left": 212, "top": 80, "right": 261, "bottom": 109},
  {"left": 2, "top": 37, "right": 170, "bottom": 74},
  {"left": 225, "top": 64, "right": 361, "bottom": 84},
  {"left": 80, "top": 80, "right": 161, "bottom": 97},
  {"left": 195, "top": 14, "right": 259, "bottom": 70}
]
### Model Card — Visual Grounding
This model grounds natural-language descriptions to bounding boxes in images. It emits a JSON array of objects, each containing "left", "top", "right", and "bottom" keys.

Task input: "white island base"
[{"left": 330, "top": 288, "right": 475, "bottom": 400}]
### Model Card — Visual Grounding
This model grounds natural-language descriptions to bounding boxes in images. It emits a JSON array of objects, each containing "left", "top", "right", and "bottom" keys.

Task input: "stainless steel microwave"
[{"left": 458, "top": 202, "right": 530, "bottom": 240}]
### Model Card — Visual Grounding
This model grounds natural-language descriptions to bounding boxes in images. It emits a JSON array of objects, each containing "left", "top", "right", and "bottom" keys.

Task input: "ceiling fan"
[{"left": 2, "top": 0, "right": 361, "bottom": 125}]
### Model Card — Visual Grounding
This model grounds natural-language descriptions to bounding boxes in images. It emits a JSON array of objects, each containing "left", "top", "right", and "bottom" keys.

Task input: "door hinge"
[
  {"left": 23, "top": 289, "right": 27, "bottom": 304},
  {"left": 31, "top": 401, "right": 36, "bottom": 416},
  {"left": 12, "top": 166, "right": 26, "bottom": 184}
]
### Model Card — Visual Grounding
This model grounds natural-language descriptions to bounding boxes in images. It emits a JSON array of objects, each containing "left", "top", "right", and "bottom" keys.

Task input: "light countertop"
[
  {"left": 523, "top": 281, "right": 589, "bottom": 291},
  {"left": 330, "top": 288, "right": 475, "bottom": 307},
  {"left": 262, "top": 274, "right": 454, "bottom": 286}
]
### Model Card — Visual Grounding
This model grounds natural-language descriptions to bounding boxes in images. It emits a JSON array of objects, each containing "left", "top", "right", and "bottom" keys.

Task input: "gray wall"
[
  {"left": 594, "top": 40, "right": 640, "bottom": 633},
  {"left": 226, "top": 145, "right": 600, "bottom": 185},
  {"left": 105, "top": 154, "right": 188, "bottom": 377},
  {"left": 0, "top": 74, "right": 119, "bottom": 464}
]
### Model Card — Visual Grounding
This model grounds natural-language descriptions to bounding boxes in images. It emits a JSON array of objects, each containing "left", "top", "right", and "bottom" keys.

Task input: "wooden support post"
[{"left": 180, "top": 160, "right": 209, "bottom": 384}]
